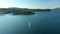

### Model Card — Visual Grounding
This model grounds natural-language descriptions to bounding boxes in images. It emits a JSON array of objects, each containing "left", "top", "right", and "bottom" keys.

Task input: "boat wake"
[{"left": 28, "top": 21, "right": 31, "bottom": 29}]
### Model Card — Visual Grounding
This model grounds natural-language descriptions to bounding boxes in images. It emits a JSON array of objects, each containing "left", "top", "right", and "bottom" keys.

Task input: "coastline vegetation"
[
  {"left": 0, "top": 7, "right": 51, "bottom": 15},
  {"left": 13, "top": 10, "right": 35, "bottom": 15}
]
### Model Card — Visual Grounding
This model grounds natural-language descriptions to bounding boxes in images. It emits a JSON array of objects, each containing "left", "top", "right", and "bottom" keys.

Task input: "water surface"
[{"left": 0, "top": 10, "right": 60, "bottom": 34}]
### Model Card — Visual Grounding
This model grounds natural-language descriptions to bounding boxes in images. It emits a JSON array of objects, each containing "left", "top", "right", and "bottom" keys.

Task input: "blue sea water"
[{"left": 0, "top": 10, "right": 60, "bottom": 34}]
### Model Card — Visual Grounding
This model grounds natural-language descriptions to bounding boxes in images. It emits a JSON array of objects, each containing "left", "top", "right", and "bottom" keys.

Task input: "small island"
[{"left": 13, "top": 10, "right": 35, "bottom": 15}]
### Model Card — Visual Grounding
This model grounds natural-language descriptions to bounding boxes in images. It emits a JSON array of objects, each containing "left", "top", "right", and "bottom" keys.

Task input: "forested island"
[{"left": 0, "top": 7, "right": 51, "bottom": 15}]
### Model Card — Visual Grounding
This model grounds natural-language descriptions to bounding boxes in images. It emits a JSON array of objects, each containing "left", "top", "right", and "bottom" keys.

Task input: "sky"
[{"left": 0, "top": 0, "right": 60, "bottom": 9}]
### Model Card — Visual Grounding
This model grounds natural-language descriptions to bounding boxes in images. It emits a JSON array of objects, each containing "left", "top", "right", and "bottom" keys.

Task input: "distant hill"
[
  {"left": 0, "top": 7, "right": 51, "bottom": 14},
  {"left": 54, "top": 7, "right": 60, "bottom": 10}
]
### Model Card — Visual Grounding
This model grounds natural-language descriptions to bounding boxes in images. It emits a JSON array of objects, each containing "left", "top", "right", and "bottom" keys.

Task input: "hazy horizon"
[{"left": 0, "top": 0, "right": 60, "bottom": 9}]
